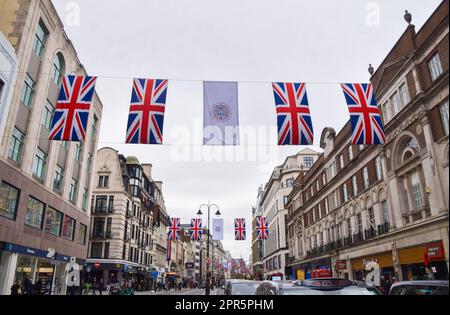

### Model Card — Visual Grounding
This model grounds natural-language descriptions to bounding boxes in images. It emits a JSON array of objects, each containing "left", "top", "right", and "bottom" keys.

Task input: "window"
[
  {"left": 69, "top": 178, "right": 78, "bottom": 203},
  {"left": 283, "top": 196, "right": 289, "bottom": 206},
  {"left": 343, "top": 184, "right": 348, "bottom": 203},
  {"left": 87, "top": 153, "right": 93, "bottom": 173},
  {"left": 25, "top": 197, "right": 45, "bottom": 230},
  {"left": 91, "top": 115, "right": 98, "bottom": 139},
  {"left": 399, "top": 83, "right": 410, "bottom": 107},
  {"left": 332, "top": 190, "right": 339, "bottom": 209},
  {"left": 53, "top": 165, "right": 64, "bottom": 193},
  {"left": 62, "top": 215, "right": 75, "bottom": 240},
  {"left": 93, "top": 218, "right": 105, "bottom": 237},
  {"left": 98, "top": 176, "right": 109, "bottom": 188},
  {"left": 8, "top": 128, "right": 25, "bottom": 163},
  {"left": 78, "top": 224, "right": 87, "bottom": 245},
  {"left": 95, "top": 196, "right": 108, "bottom": 212},
  {"left": 75, "top": 143, "right": 83, "bottom": 162},
  {"left": 285, "top": 178, "right": 294, "bottom": 187},
  {"left": 316, "top": 180, "right": 319, "bottom": 191},
  {"left": 322, "top": 173, "right": 326, "bottom": 186},
  {"left": 348, "top": 146, "right": 354, "bottom": 161},
  {"left": 411, "top": 171, "right": 423, "bottom": 211},
  {"left": 347, "top": 218, "right": 352, "bottom": 237},
  {"left": 324, "top": 198, "right": 329, "bottom": 214},
  {"left": 440, "top": 101, "right": 449, "bottom": 136},
  {"left": 375, "top": 157, "right": 383, "bottom": 181},
  {"left": 90, "top": 243, "right": 103, "bottom": 259},
  {"left": 303, "top": 157, "right": 314, "bottom": 168},
  {"left": 428, "top": 53, "right": 443, "bottom": 81},
  {"left": 32, "top": 149, "right": 47, "bottom": 180},
  {"left": 330, "top": 161, "right": 336, "bottom": 178},
  {"left": 20, "top": 74, "right": 36, "bottom": 108},
  {"left": 52, "top": 54, "right": 64, "bottom": 85},
  {"left": 382, "top": 101, "right": 391, "bottom": 123},
  {"left": 108, "top": 196, "right": 115, "bottom": 212},
  {"left": 368, "top": 208, "right": 375, "bottom": 229},
  {"left": 42, "top": 100, "right": 54, "bottom": 130},
  {"left": 44, "top": 207, "right": 63, "bottom": 236},
  {"left": 381, "top": 200, "right": 390, "bottom": 224},
  {"left": 352, "top": 176, "right": 358, "bottom": 195},
  {"left": 82, "top": 189, "right": 88, "bottom": 211},
  {"left": 363, "top": 167, "right": 369, "bottom": 189},
  {"left": 356, "top": 213, "right": 363, "bottom": 233},
  {"left": 32, "top": 21, "right": 48, "bottom": 58},
  {"left": 390, "top": 92, "right": 401, "bottom": 117},
  {"left": 0, "top": 181, "right": 20, "bottom": 220},
  {"left": 339, "top": 155, "right": 344, "bottom": 170},
  {"left": 104, "top": 243, "right": 110, "bottom": 259}
]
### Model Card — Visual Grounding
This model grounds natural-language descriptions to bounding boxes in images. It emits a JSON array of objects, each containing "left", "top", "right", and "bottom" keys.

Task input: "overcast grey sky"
[{"left": 53, "top": 0, "right": 441, "bottom": 261}]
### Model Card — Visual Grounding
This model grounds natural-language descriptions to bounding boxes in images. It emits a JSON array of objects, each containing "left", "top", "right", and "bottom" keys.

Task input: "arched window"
[
  {"left": 396, "top": 135, "right": 420, "bottom": 165},
  {"left": 52, "top": 53, "right": 65, "bottom": 85}
]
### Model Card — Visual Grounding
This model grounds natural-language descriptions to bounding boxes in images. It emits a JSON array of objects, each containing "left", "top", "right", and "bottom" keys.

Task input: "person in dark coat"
[
  {"left": 10, "top": 281, "right": 21, "bottom": 295},
  {"left": 34, "top": 279, "right": 42, "bottom": 295},
  {"left": 23, "top": 278, "right": 34, "bottom": 295}
]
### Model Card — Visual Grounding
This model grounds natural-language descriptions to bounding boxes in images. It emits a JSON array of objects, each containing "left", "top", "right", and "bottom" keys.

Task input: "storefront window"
[
  {"left": 25, "top": 197, "right": 45, "bottom": 230},
  {"left": 44, "top": 207, "right": 63, "bottom": 236},
  {"left": 14, "top": 256, "right": 36, "bottom": 288},
  {"left": 0, "top": 181, "right": 20, "bottom": 220},
  {"left": 62, "top": 215, "right": 75, "bottom": 240}
]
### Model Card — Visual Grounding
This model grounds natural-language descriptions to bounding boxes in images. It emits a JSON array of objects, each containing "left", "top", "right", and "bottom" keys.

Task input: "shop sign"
[
  {"left": 426, "top": 242, "right": 445, "bottom": 260},
  {"left": 56, "top": 254, "right": 71, "bottom": 262},
  {"left": 46, "top": 248, "right": 56, "bottom": 259},
  {"left": 185, "top": 262, "right": 194, "bottom": 270},
  {"left": 4, "top": 243, "right": 51, "bottom": 258},
  {"left": 335, "top": 260, "right": 347, "bottom": 271}
]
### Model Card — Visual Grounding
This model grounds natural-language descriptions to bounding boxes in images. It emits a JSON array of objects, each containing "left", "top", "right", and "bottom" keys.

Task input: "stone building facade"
[
  {"left": 259, "top": 148, "right": 320, "bottom": 280},
  {"left": 0, "top": 0, "right": 103, "bottom": 295},
  {"left": 86, "top": 148, "right": 169, "bottom": 290},
  {"left": 286, "top": 1, "right": 449, "bottom": 282}
]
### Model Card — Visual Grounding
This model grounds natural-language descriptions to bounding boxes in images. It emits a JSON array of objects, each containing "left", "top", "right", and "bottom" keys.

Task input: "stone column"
[
  {"left": 391, "top": 242, "right": 403, "bottom": 282},
  {"left": 420, "top": 115, "right": 446, "bottom": 215},
  {"left": 0, "top": 252, "right": 18, "bottom": 295}
]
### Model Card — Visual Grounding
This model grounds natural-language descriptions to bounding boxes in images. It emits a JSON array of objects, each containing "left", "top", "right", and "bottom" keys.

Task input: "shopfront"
[
  {"left": 291, "top": 257, "right": 332, "bottom": 280},
  {"left": 399, "top": 241, "right": 448, "bottom": 281},
  {"left": 0, "top": 242, "right": 84, "bottom": 295},
  {"left": 351, "top": 251, "right": 395, "bottom": 282}
]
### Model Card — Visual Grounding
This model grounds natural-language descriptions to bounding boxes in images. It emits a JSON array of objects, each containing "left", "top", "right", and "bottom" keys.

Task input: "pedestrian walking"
[
  {"left": 10, "top": 281, "right": 21, "bottom": 295},
  {"left": 34, "top": 279, "right": 42, "bottom": 295},
  {"left": 23, "top": 278, "right": 34, "bottom": 295}
]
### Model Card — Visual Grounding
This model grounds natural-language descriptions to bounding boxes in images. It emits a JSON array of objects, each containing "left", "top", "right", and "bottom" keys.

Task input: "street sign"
[{"left": 335, "top": 260, "right": 347, "bottom": 271}]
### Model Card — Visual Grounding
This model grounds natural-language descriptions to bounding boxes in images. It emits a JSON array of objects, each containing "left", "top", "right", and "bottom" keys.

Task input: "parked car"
[
  {"left": 255, "top": 278, "right": 382, "bottom": 295},
  {"left": 389, "top": 280, "right": 449, "bottom": 295},
  {"left": 223, "top": 280, "right": 261, "bottom": 295}
]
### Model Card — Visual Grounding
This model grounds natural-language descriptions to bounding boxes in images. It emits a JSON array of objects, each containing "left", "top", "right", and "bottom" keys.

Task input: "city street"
[{"left": 135, "top": 289, "right": 220, "bottom": 296}]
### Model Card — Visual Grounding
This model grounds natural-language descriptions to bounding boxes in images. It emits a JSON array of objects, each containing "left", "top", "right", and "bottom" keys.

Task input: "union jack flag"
[
  {"left": 167, "top": 218, "right": 181, "bottom": 241},
  {"left": 256, "top": 216, "right": 269, "bottom": 240},
  {"left": 234, "top": 218, "right": 246, "bottom": 241},
  {"left": 272, "top": 82, "right": 314, "bottom": 145},
  {"left": 341, "top": 83, "right": 386, "bottom": 145},
  {"left": 49, "top": 75, "right": 97, "bottom": 142},
  {"left": 126, "top": 78, "right": 168, "bottom": 144},
  {"left": 190, "top": 218, "right": 203, "bottom": 241}
]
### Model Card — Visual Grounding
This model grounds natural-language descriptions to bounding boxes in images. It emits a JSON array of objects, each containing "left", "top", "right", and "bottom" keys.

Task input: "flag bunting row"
[
  {"left": 49, "top": 75, "right": 386, "bottom": 146},
  {"left": 167, "top": 217, "right": 269, "bottom": 241}
]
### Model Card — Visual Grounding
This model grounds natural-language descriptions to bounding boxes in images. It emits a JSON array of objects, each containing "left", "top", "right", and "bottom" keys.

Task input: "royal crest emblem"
[{"left": 211, "top": 102, "right": 232, "bottom": 123}]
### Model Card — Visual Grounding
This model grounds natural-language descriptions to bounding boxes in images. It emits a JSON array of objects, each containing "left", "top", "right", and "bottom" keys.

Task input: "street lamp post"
[{"left": 197, "top": 201, "right": 221, "bottom": 288}]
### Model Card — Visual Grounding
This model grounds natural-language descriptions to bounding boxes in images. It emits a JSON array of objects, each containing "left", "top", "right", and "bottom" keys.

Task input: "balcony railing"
[
  {"left": 92, "top": 207, "right": 115, "bottom": 215},
  {"left": 91, "top": 231, "right": 114, "bottom": 239}
]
